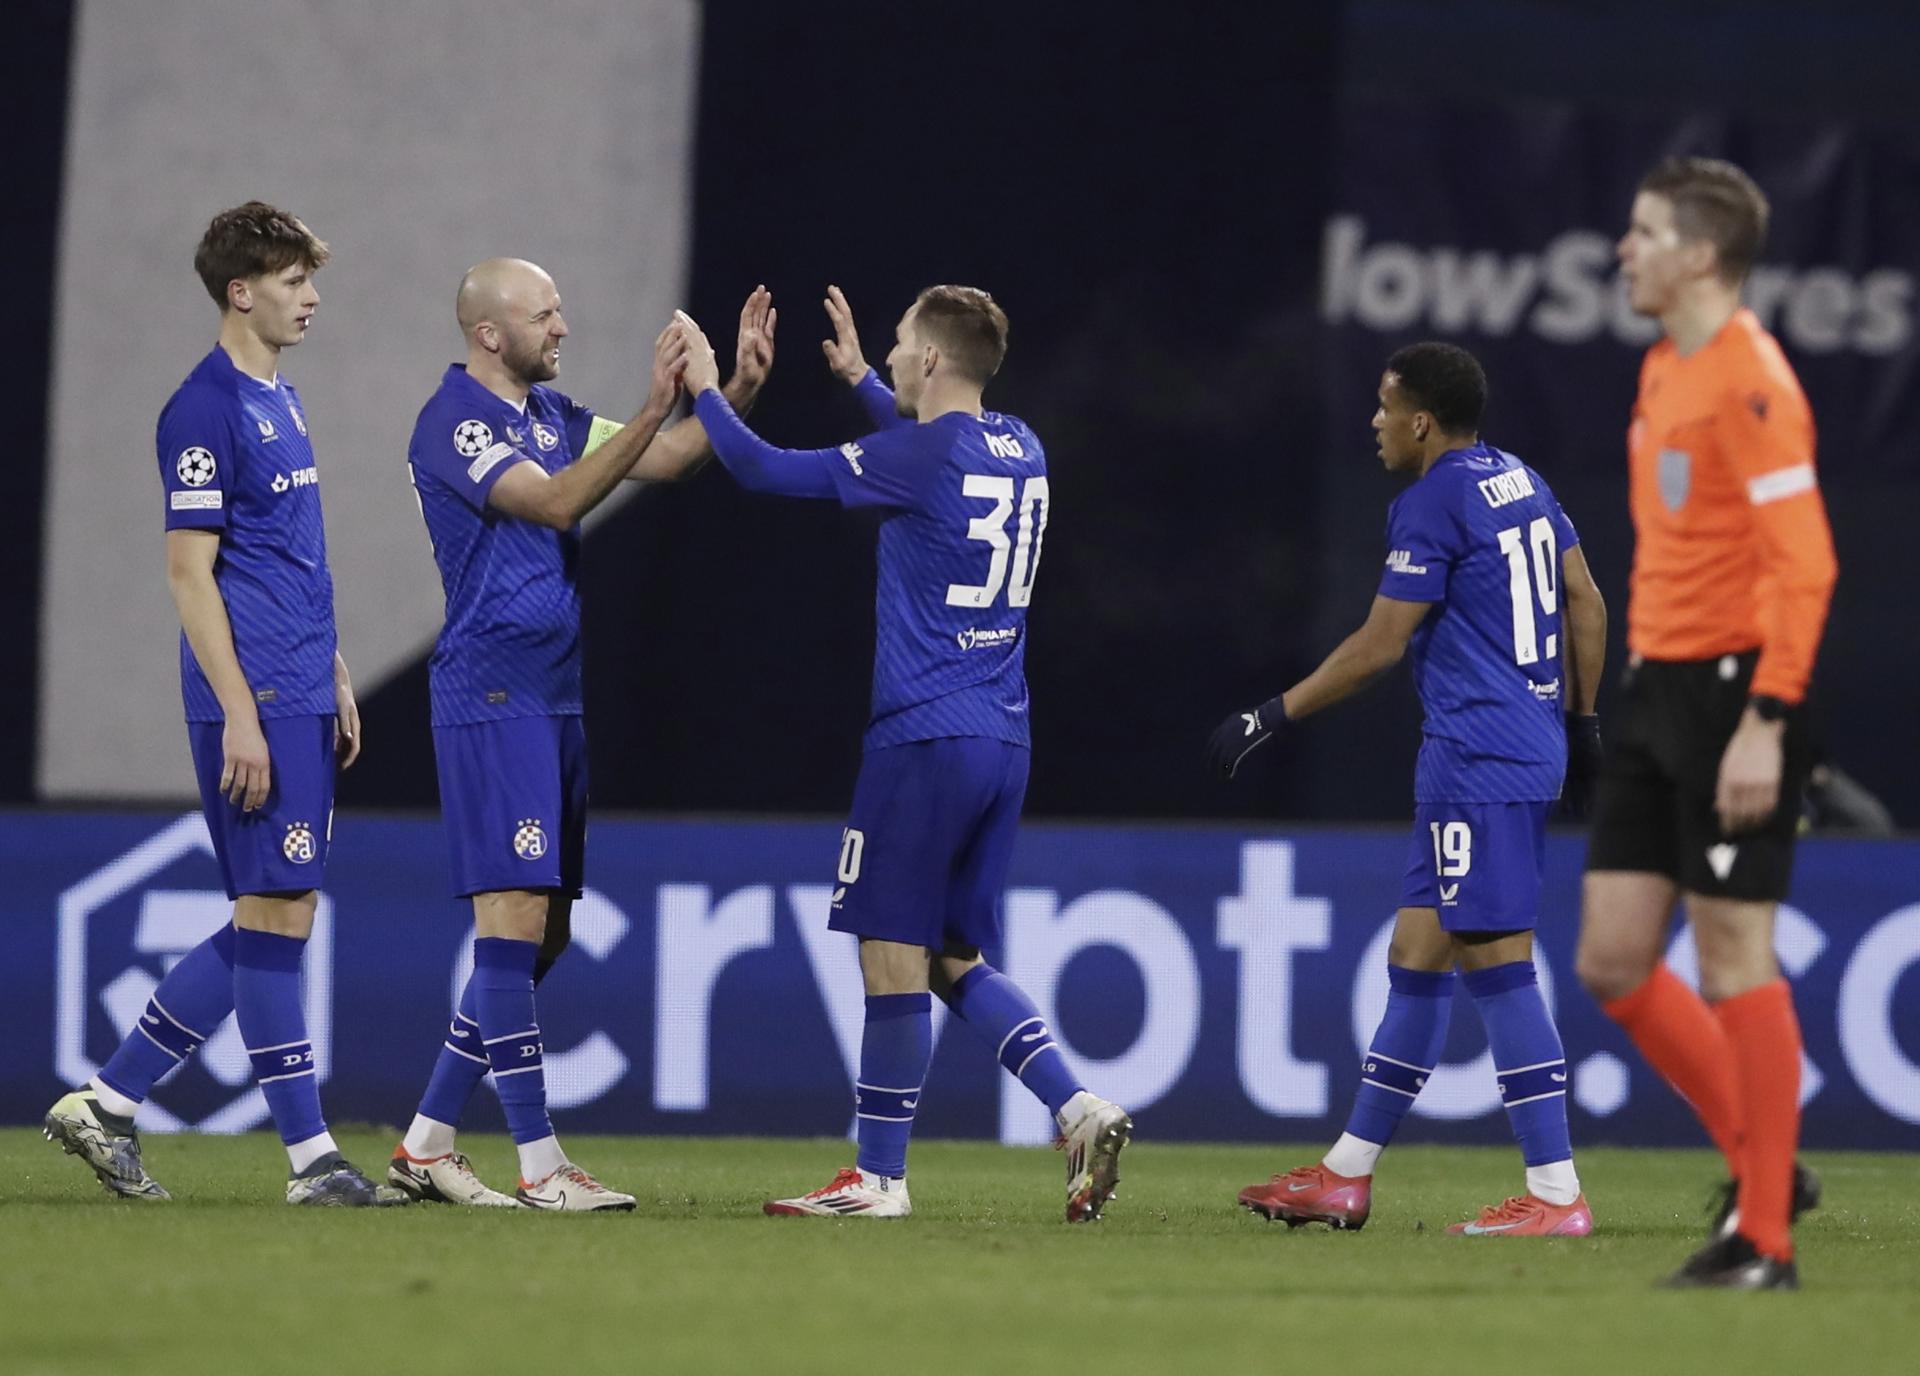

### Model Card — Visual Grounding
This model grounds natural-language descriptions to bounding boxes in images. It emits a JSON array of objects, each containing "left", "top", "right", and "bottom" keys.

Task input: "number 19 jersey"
[
  {"left": 827, "top": 409, "right": 1050, "bottom": 750},
  {"left": 1377, "top": 442, "right": 1580, "bottom": 804}
]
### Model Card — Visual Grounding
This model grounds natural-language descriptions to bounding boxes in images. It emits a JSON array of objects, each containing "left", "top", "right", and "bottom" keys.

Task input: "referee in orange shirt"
[{"left": 1576, "top": 157, "right": 1838, "bottom": 1290}]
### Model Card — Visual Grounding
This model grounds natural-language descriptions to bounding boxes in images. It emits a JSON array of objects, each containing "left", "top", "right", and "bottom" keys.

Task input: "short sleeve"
[
  {"left": 1553, "top": 499, "right": 1580, "bottom": 552},
  {"left": 411, "top": 409, "right": 531, "bottom": 512},
  {"left": 158, "top": 389, "right": 232, "bottom": 531},
  {"left": 825, "top": 427, "right": 941, "bottom": 511},
  {"left": 1377, "top": 483, "right": 1456, "bottom": 603}
]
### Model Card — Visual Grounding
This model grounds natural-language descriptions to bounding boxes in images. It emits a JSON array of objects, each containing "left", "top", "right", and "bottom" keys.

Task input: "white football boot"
[
  {"left": 43, "top": 1089, "right": 170, "bottom": 1200},
  {"left": 763, "top": 1166, "right": 912, "bottom": 1218},
  {"left": 516, "top": 1162, "right": 637, "bottom": 1212},
  {"left": 387, "top": 1146, "right": 519, "bottom": 1207},
  {"left": 1057, "top": 1094, "right": 1132, "bottom": 1222}
]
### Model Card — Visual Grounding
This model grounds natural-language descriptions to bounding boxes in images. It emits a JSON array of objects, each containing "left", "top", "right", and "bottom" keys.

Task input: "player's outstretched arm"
[
  {"left": 489, "top": 320, "right": 687, "bottom": 529},
  {"left": 823, "top": 285, "right": 909, "bottom": 432},
  {"left": 1206, "top": 595, "right": 1430, "bottom": 779},
  {"left": 165, "top": 529, "right": 271, "bottom": 810},
  {"left": 624, "top": 285, "right": 778, "bottom": 483},
  {"left": 677, "top": 312, "right": 840, "bottom": 499}
]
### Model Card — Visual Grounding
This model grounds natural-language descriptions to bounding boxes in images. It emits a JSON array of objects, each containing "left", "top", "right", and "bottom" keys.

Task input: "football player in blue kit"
[
  {"left": 675, "top": 285, "right": 1131, "bottom": 1221},
  {"left": 44, "top": 202, "right": 399, "bottom": 1206},
  {"left": 1212, "top": 343, "right": 1609, "bottom": 1237},
  {"left": 388, "top": 259, "right": 774, "bottom": 1210}
]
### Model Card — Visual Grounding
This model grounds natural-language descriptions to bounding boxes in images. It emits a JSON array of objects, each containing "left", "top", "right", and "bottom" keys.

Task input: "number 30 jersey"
[
  {"left": 1377, "top": 442, "right": 1580, "bottom": 804},
  {"left": 827, "top": 398, "right": 1049, "bottom": 751}
]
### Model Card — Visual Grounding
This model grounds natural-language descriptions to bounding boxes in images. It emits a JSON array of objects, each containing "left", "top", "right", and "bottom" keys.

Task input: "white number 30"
[{"left": 946, "top": 474, "right": 1051, "bottom": 609}]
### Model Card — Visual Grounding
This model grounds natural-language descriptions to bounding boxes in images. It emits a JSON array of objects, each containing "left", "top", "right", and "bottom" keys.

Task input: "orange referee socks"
[
  {"left": 1601, "top": 963, "right": 1746, "bottom": 1168},
  {"left": 1714, "top": 980, "right": 1803, "bottom": 1261}
]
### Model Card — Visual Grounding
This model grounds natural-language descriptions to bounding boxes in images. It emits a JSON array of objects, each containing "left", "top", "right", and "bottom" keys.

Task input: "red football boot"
[
  {"left": 1446, "top": 1193, "right": 1593, "bottom": 1237},
  {"left": 1238, "top": 1163, "right": 1372, "bottom": 1230}
]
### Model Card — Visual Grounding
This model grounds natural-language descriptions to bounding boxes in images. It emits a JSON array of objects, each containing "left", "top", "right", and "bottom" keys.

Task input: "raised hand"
[
  {"left": 733, "top": 285, "right": 776, "bottom": 394},
  {"left": 821, "top": 284, "right": 870, "bottom": 385},
  {"left": 650, "top": 318, "right": 693, "bottom": 408},
  {"left": 674, "top": 310, "right": 721, "bottom": 395}
]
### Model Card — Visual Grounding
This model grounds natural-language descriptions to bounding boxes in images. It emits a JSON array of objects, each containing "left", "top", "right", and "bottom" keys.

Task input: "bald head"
[
  {"left": 457, "top": 257, "right": 569, "bottom": 385},
  {"left": 456, "top": 257, "right": 553, "bottom": 337}
]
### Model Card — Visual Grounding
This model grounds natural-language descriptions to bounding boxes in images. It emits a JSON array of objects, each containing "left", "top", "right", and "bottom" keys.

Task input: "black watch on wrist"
[{"left": 1749, "top": 694, "right": 1791, "bottom": 722}]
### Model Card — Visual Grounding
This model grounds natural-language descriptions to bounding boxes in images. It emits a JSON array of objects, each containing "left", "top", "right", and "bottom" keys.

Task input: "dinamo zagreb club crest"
[
  {"left": 283, "top": 822, "right": 317, "bottom": 863},
  {"left": 514, "top": 819, "right": 549, "bottom": 860}
]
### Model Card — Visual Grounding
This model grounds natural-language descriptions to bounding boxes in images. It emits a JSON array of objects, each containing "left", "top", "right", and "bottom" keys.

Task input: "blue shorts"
[
  {"left": 188, "top": 714, "right": 335, "bottom": 900},
  {"left": 827, "top": 738, "right": 1030, "bottom": 950},
  {"left": 432, "top": 716, "right": 588, "bottom": 899},
  {"left": 1398, "top": 800, "right": 1550, "bottom": 932}
]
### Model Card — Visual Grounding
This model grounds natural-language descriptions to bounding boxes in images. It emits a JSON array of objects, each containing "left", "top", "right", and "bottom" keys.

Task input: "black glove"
[
  {"left": 1562, "top": 713, "right": 1603, "bottom": 818},
  {"left": 1207, "top": 695, "right": 1289, "bottom": 779}
]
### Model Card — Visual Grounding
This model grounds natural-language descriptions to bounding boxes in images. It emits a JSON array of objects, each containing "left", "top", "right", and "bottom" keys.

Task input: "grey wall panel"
[{"left": 41, "top": 0, "right": 698, "bottom": 799}]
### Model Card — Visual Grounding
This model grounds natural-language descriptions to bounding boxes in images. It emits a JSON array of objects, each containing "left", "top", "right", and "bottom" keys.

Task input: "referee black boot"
[
  {"left": 1708, "top": 1160, "right": 1822, "bottom": 1241},
  {"left": 1661, "top": 1233, "right": 1800, "bottom": 1291}
]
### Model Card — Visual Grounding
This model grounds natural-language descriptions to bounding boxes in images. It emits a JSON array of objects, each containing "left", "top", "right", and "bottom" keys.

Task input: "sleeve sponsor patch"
[
  {"left": 467, "top": 441, "right": 515, "bottom": 483},
  {"left": 171, "top": 490, "right": 224, "bottom": 511},
  {"left": 838, "top": 441, "right": 865, "bottom": 475}
]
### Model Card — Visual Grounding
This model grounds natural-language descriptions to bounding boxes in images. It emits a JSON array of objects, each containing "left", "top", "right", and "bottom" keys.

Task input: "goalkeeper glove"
[
  {"left": 1207, "top": 695, "right": 1288, "bottom": 779},
  {"left": 1561, "top": 713, "right": 1603, "bottom": 818}
]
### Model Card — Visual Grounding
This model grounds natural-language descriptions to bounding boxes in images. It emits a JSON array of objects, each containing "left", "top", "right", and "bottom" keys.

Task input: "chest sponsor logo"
[
  {"left": 1657, "top": 448, "right": 1691, "bottom": 512},
  {"left": 270, "top": 466, "right": 319, "bottom": 495},
  {"left": 453, "top": 419, "right": 494, "bottom": 458},
  {"left": 532, "top": 422, "right": 560, "bottom": 451},
  {"left": 1384, "top": 549, "right": 1428, "bottom": 575},
  {"left": 513, "top": 818, "right": 549, "bottom": 861},
  {"left": 957, "top": 626, "right": 1019, "bottom": 651},
  {"left": 838, "top": 442, "right": 865, "bottom": 476},
  {"left": 176, "top": 447, "right": 217, "bottom": 487}
]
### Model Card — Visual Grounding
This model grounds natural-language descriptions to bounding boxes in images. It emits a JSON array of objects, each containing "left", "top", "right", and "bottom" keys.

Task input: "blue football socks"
[
  {"left": 1329, "top": 965, "right": 1456, "bottom": 1176},
  {"left": 95, "top": 922, "right": 237, "bottom": 1115},
  {"left": 233, "top": 927, "right": 332, "bottom": 1168},
  {"left": 1464, "top": 960, "right": 1579, "bottom": 1201},
  {"left": 946, "top": 964, "right": 1082, "bottom": 1118},
  {"left": 473, "top": 937, "right": 560, "bottom": 1178},
  {"left": 854, "top": 993, "right": 932, "bottom": 1179}
]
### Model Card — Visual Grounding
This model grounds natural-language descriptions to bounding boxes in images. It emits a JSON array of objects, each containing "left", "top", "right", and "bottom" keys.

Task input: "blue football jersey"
[
  {"left": 156, "top": 345, "right": 337, "bottom": 723},
  {"left": 827, "top": 403, "right": 1049, "bottom": 750},
  {"left": 1376, "top": 443, "right": 1580, "bottom": 803},
  {"left": 407, "top": 365, "right": 597, "bottom": 725}
]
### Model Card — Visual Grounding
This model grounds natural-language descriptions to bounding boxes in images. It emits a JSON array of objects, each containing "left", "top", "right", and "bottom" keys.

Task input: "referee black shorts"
[{"left": 1585, "top": 649, "right": 1815, "bottom": 901}]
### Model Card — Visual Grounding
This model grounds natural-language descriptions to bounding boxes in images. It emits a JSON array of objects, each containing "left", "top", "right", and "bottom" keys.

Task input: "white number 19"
[{"left": 1496, "top": 516, "right": 1559, "bottom": 666}]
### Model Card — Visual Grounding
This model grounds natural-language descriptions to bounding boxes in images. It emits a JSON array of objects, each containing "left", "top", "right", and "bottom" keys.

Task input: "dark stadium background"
[{"left": 7, "top": 0, "right": 1915, "bottom": 825}]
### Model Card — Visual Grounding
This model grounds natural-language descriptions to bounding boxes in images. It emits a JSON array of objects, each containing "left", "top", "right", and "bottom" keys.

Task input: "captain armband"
[{"left": 582, "top": 415, "right": 626, "bottom": 457}]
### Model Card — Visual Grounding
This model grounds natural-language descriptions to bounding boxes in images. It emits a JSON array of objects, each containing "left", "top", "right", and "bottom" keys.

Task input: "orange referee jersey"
[{"left": 1626, "top": 307, "right": 1838, "bottom": 703}]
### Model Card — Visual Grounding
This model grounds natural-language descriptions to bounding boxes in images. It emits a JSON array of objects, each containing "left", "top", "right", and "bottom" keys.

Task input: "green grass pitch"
[{"left": 3, "top": 1129, "right": 1916, "bottom": 1376}]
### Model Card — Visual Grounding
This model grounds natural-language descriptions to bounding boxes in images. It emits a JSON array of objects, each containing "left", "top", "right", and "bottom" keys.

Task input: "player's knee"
[
  {"left": 233, "top": 890, "right": 318, "bottom": 938},
  {"left": 1575, "top": 937, "right": 1651, "bottom": 1003}
]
